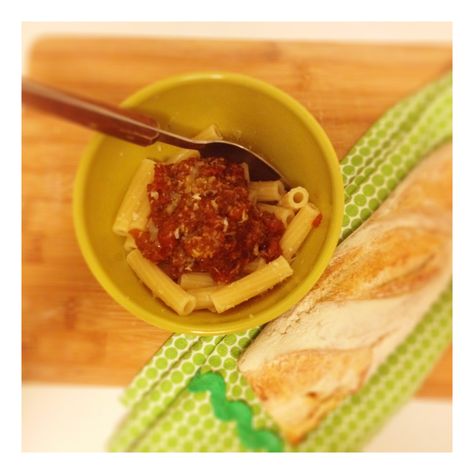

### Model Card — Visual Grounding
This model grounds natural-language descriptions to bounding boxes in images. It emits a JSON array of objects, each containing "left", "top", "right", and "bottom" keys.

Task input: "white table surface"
[
  {"left": 22, "top": 384, "right": 451, "bottom": 452},
  {"left": 21, "top": 22, "right": 452, "bottom": 453}
]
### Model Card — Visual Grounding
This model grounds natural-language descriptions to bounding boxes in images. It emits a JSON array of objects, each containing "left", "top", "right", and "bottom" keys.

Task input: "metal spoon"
[{"left": 22, "top": 78, "right": 282, "bottom": 181}]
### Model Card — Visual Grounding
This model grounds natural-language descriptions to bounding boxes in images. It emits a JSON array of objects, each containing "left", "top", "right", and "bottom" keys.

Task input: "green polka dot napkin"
[{"left": 108, "top": 72, "right": 452, "bottom": 452}]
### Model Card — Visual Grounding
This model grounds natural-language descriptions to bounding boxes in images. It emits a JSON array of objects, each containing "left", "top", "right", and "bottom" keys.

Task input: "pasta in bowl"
[
  {"left": 73, "top": 72, "right": 343, "bottom": 334},
  {"left": 114, "top": 125, "right": 323, "bottom": 316}
]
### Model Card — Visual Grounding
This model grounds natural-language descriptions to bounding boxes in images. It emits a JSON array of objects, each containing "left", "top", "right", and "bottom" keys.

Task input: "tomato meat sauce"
[
  {"left": 313, "top": 213, "right": 323, "bottom": 228},
  {"left": 130, "top": 157, "right": 285, "bottom": 283}
]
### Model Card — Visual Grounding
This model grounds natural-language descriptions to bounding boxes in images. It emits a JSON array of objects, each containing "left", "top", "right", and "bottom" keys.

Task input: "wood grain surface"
[{"left": 22, "top": 36, "right": 452, "bottom": 397}]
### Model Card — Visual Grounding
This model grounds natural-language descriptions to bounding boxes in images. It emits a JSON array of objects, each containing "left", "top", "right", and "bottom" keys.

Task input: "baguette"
[{"left": 238, "top": 143, "right": 452, "bottom": 444}]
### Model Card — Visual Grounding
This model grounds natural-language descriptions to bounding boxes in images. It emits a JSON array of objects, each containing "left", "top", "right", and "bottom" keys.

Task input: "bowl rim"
[{"left": 73, "top": 71, "right": 344, "bottom": 335}]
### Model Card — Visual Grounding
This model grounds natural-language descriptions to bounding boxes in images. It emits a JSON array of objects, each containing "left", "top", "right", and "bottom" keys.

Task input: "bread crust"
[{"left": 238, "top": 143, "right": 452, "bottom": 444}]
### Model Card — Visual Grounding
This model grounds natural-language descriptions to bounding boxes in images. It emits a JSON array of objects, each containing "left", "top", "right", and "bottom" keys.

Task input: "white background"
[{"left": 22, "top": 22, "right": 452, "bottom": 452}]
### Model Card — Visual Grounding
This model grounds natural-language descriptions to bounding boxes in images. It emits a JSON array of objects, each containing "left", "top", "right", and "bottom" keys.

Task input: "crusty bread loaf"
[{"left": 238, "top": 143, "right": 452, "bottom": 444}]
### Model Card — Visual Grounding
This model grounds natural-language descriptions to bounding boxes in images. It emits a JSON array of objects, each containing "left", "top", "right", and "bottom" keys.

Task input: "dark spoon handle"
[{"left": 22, "top": 78, "right": 160, "bottom": 146}]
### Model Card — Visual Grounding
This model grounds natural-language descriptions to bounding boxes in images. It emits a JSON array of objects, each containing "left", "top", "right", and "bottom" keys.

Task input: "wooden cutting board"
[{"left": 22, "top": 36, "right": 452, "bottom": 397}]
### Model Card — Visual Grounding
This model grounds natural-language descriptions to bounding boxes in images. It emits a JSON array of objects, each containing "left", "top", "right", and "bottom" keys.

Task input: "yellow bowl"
[{"left": 73, "top": 72, "right": 344, "bottom": 335}]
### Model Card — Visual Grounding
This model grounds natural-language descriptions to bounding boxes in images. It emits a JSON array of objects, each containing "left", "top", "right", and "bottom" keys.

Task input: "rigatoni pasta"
[
  {"left": 258, "top": 203, "right": 295, "bottom": 227},
  {"left": 128, "top": 193, "right": 150, "bottom": 232},
  {"left": 123, "top": 234, "right": 137, "bottom": 252},
  {"left": 280, "top": 203, "right": 321, "bottom": 261},
  {"left": 127, "top": 249, "right": 196, "bottom": 315},
  {"left": 248, "top": 180, "right": 285, "bottom": 202},
  {"left": 279, "top": 186, "right": 309, "bottom": 211},
  {"left": 196, "top": 124, "right": 223, "bottom": 141},
  {"left": 114, "top": 125, "right": 323, "bottom": 316},
  {"left": 241, "top": 162, "right": 250, "bottom": 182},
  {"left": 187, "top": 286, "right": 219, "bottom": 311},
  {"left": 248, "top": 189, "right": 258, "bottom": 204},
  {"left": 166, "top": 124, "right": 223, "bottom": 163},
  {"left": 113, "top": 159, "right": 155, "bottom": 236},
  {"left": 243, "top": 257, "right": 267, "bottom": 274},
  {"left": 179, "top": 272, "right": 216, "bottom": 290},
  {"left": 210, "top": 256, "right": 294, "bottom": 313}
]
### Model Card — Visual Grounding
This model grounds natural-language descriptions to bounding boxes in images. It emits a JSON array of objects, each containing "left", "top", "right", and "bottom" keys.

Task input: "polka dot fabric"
[
  {"left": 108, "top": 73, "right": 452, "bottom": 452},
  {"left": 340, "top": 73, "right": 452, "bottom": 240},
  {"left": 121, "top": 333, "right": 199, "bottom": 408},
  {"left": 109, "top": 335, "right": 222, "bottom": 451},
  {"left": 132, "top": 331, "right": 263, "bottom": 452}
]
